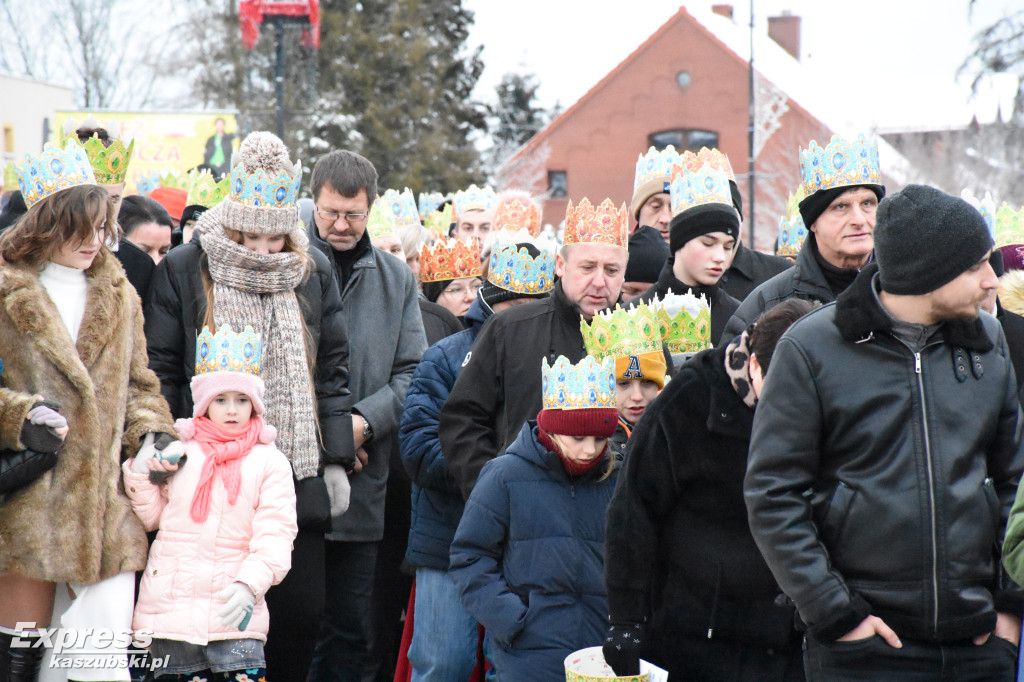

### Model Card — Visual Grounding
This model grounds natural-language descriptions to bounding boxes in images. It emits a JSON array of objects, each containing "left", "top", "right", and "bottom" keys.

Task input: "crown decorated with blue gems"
[
  {"left": 195, "top": 325, "right": 262, "bottom": 378},
  {"left": 634, "top": 145, "right": 680, "bottom": 191},
  {"left": 581, "top": 303, "right": 663, "bottom": 365},
  {"left": 799, "top": 134, "right": 881, "bottom": 197},
  {"left": 487, "top": 243, "right": 555, "bottom": 295},
  {"left": 16, "top": 141, "right": 96, "bottom": 207},
  {"left": 135, "top": 171, "right": 161, "bottom": 197},
  {"left": 776, "top": 187, "right": 808, "bottom": 258},
  {"left": 385, "top": 188, "right": 422, "bottom": 231},
  {"left": 418, "top": 191, "right": 447, "bottom": 221},
  {"left": 648, "top": 290, "right": 712, "bottom": 353},
  {"left": 669, "top": 164, "right": 734, "bottom": 217},
  {"left": 186, "top": 169, "right": 230, "bottom": 208},
  {"left": 229, "top": 132, "right": 302, "bottom": 208},
  {"left": 542, "top": 355, "right": 616, "bottom": 411},
  {"left": 961, "top": 189, "right": 997, "bottom": 239},
  {"left": 453, "top": 184, "right": 497, "bottom": 216}
]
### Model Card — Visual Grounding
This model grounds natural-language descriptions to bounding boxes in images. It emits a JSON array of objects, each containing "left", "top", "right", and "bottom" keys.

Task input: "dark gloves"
[
  {"left": 602, "top": 621, "right": 644, "bottom": 676},
  {"left": 20, "top": 400, "right": 65, "bottom": 454}
]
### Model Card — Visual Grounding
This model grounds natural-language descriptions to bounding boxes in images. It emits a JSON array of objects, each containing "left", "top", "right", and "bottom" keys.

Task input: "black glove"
[
  {"left": 148, "top": 432, "right": 188, "bottom": 484},
  {"left": 602, "top": 621, "right": 643, "bottom": 676}
]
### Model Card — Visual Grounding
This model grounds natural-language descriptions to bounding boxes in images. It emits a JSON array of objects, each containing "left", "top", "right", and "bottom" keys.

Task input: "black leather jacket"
[{"left": 745, "top": 265, "right": 1024, "bottom": 643}]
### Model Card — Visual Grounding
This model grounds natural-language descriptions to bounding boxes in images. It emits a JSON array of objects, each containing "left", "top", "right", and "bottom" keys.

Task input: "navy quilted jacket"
[
  {"left": 449, "top": 420, "right": 618, "bottom": 681},
  {"left": 400, "top": 298, "right": 489, "bottom": 569}
]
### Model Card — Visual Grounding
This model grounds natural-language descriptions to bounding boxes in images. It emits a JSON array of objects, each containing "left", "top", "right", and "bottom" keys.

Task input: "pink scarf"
[{"left": 189, "top": 416, "right": 264, "bottom": 523}]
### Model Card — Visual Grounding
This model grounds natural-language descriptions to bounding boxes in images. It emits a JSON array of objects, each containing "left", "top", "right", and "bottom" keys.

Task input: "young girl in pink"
[{"left": 123, "top": 325, "right": 298, "bottom": 681}]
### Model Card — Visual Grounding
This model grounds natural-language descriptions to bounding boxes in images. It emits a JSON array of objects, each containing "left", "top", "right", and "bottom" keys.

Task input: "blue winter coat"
[
  {"left": 400, "top": 298, "right": 490, "bottom": 569},
  {"left": 449, "top": 420, "right": 618, "bottom": 681}
]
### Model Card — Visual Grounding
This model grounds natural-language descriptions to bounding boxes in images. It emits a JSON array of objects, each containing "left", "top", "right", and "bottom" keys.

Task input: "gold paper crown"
[
  {"left": 487, "top": 242, "right": 555, "bottom": 295},
  {"left": 425, "top": 204, "right": 454, "bottom": 238},
  {"left": 194, "top": 324, "right": 262, "bottom": 378},
  {"left": 633, "top": 145, "right": 680, "bottom": 191},
  {"left": 776, "top": 187, "right": 808, "bottom": 258},
  {"left": 563, "top": 198, "right": 629, "bottom": 248},
  {"left": 186, "top": 169, "right": 229, "bottom": 208},
  {"left": 366, "top": 191, "right": 399, "bottom": 239},
  {"left": 799, "top": 134, "right": 881, "bottom": 197},
  {"left": 541, "top": 355, "right": 616, "bottom": 411},
  {"left": 16, "top": 141, "right": 97, "bottom": 207},
  {"left": 677, "top": 147, "right": 736, "bottom": 182},
  {"left": 995, "top": 202, "right": 1024, "bottom": 249},
  {"left": 581, "top": 303, "right": 663, "bottom": 365},
  {"left": 419, "top": 237, "right": 482, "bottom": 283},
  {"left": 62, "top": 116, "right": 135, "bottom": 185},
  {"left": 648, "top": 289, "right": 712, "bottom": 353},
  {"left": 493, "top": 197, "right": 541, "bottom": 237}
]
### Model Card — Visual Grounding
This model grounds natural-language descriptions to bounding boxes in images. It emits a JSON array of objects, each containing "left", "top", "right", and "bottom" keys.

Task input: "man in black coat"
[{"left": 719, "top": 239, "right": 793, "bottom": 302}]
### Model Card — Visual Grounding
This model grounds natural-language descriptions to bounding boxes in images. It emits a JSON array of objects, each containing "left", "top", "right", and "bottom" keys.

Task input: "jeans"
[
  {"left": 310, "top": 540, "right": 380, "bottom": 682},
  {"left": 408, "top": 568, "right": 479, "bottom": 682},
  {"left": 804, "top": 634, "right": 1017, "bottom": 681}
]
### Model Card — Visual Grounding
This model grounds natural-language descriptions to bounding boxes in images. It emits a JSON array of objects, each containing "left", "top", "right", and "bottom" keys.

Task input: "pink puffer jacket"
[{"left": 123, "top": 426, "right": 297, "bottom": 644}]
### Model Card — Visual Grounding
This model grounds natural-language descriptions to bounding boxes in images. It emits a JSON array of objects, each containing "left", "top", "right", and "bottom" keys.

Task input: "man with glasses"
[{"left": 307, "top": 150, "right": 427, "bottom": 682}]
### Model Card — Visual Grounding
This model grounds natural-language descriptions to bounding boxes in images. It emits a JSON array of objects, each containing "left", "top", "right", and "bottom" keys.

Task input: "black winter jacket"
[
  {"left": 719, "top": 241, "right": 793, "bottom": 303},
  {"left": 440, "top": 282, "right": 587, "bottom": 500},
  {"left": 605, "top": 345, "right": 799, "bottom": 665},
  {"left": 628, "top": 259, "right": 739, "bottom": 346},
  {"left": 745, "top": 264, "right": 1024, "bottom": 643}
]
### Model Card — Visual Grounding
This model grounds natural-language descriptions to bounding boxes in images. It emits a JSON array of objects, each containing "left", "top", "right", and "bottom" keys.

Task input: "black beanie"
[
  {"left": 625, "top": 225, "right": 669, "bottom": 282},
  {"left": 729, "top": 179, "right": 743, "bottom": 221},
  {"left": 668, "top": 203, "right": 739, "bottom": 254},
  {"left": 874, "top": 184, "right": 993, "bottom": 296},
  {"left": 422, "top": 279, "right": 452, "bottom": 303},
  {"left": 180, "top": 204, "right": 208, "bottom": 226},
  {"left": 798, "top": 184, "right": 884, "bottom": 229},
  {"left": 481, "top": 242, "right": 549, "bottom": 307}
]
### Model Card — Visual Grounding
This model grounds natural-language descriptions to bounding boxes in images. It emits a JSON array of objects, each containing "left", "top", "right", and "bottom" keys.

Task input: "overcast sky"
[{"left": 464, "top": 0, "right": 1022, "bottom": 132}]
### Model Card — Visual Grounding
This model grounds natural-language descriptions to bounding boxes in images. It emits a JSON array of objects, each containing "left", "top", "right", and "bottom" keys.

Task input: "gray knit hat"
[
  {"left": 874, "top": 184, "right": 993, "bottom": 295},
  {"left": 219, "top": 131, "right": 302, "bottom": 235}
]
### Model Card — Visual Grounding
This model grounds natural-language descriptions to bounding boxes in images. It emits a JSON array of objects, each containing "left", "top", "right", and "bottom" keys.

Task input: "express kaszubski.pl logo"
[{"left": 12, "top": 623, "right": 168, "bottom": 671}]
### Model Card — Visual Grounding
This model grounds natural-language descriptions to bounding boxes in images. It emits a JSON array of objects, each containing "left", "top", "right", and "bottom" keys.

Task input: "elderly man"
[
  {"left": 745, "top": 185, "right": 1024, "bottom": 681},
  {"left": 440, "top": 198, "right": 628, "bottom": 500}
]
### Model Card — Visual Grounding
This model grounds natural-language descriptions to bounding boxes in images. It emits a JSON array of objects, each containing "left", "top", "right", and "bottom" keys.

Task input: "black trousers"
[
  {"left": 649, "top": 631, "right": 805, "bottom": 682},
  {"left": 264, "top": 527, "right": 326, "bottom": 682}
]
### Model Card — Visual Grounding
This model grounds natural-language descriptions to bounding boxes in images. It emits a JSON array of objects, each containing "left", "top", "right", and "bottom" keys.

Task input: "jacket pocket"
[{"left": 818, "top": 481, "right": 857, "bottom": 544}]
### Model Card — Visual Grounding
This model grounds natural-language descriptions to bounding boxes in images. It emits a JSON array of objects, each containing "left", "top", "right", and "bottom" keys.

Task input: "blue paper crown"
[
  {"left": 16, "top": 141, "right": 97, "bottom": 208},
  {"left": 385, "top": 188, "right": 422, "bottom": 231},
  {"left": 195, "top": 325, "right": 262, "bottom": 378},
  {"left": 799, "top": 134, "right": 881, "bottom": 197},
  {"left": 487, "top": 243, "right": 555, "bottom": 296},
  {"left": 670, "top": 166, "right": 734, "bottom": 217},
  {"left": 135, "top": 171, "right": 161, "bottom": 197},
  {"left": 229, "top": 159, "right": 302, "bottom": 208},
  {"left": 776, "top": 214, "right": 807, "bottom": 258},
  {"left": 634, "top": 145, "right": 680, "bottom": 191},
  {"left": 541, "top": 355, "right": 616, "bottom": 411},
  {"left": 418, "top": 191, "right": 446, "bottom": 221},
  {"left": 453, "top": 184, "right": 497, "bottom": 216}
]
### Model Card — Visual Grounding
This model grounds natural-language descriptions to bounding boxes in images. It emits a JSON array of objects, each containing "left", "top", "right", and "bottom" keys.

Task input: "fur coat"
[{"left": 0, "top": 253, "right": 175, "bottom": 585}]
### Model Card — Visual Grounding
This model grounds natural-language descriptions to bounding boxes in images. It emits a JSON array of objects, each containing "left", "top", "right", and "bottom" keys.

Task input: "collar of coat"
[{"left": 834, "top": 262, "right": 993, "bottom": 353}]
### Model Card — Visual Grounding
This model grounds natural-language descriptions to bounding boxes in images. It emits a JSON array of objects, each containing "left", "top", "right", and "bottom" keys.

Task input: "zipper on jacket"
[{"left": 913, "top": 350, "right": 940, "bottom": 630}]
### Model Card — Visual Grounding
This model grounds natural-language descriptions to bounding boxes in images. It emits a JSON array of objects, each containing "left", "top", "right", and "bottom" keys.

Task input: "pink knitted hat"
[{"left": 190, "top": 371, "right": 266, "bottom": 418}]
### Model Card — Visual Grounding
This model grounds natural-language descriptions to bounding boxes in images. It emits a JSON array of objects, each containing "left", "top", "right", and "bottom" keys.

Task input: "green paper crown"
[
  {"left": 995, "top": 201, "right": 1024, "bottom": 249},
  {"left": 160, "top": 171, "right": 188, "bottom": 190},
  {"left": 649, "top": 290, "right": 712, "bottom": 353},
  {"left": 580, "top": 303, "right": 663, "bottom": 365},
  {"left": 3, "top": 162, "right": 17, "bottom": 191},
  {"left": 63, "top": 133, "right": 134, "bottom": 185},
  {"left": 186, "top": 169, "right": 229, "bottom": 208}
]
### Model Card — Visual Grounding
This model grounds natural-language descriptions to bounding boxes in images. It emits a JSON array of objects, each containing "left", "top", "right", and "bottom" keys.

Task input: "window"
[
  {"left": 548, "top": 170, "right": 567, "bottom": 198},
  {"left": 648, "top": 129, "right": 719, "bottom": 152}
]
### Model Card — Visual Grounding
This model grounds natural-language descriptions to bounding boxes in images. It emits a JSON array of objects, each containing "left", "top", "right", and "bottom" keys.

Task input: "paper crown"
[
  {"left": 420, "top": 237, "right": 482, "bottom": 283},
  {"left": 228, "top": 133, "right": 302, "bottom": 209},
  {"left": 541, "top": 355, "right": 616, "bottom": 411},
  {"left": 581, "top": 303, "right": 663, "bottom": 365},
  {"left": 418, "top": 191, "right": 447, "bottom": 221},
  {"left": 961, "top": 188, "right": 997, "bottom": 239},
  {"left": 195, "top": 324, "right": 262, "bottom": 378},
  {"left": 647, "top": 290, "right": 712, "bottom": 353},
  {"left": 186, "top": 169, "right": 230, "bottom": 208},
  {"left": 453, "top": 184, "right": 497, "bottom": 216},
  {"left": 634, "top": 145, "right": 680, "bottom": 192},
  {"left": 669, "top": 165, "right": 734, "bottom": 217},
  {"left": 677, "top": 147, "right": 736, "bottom": 182},
  {"left": 16, "top": 141, "right": 97, "bottom": 207},
  {"left": 487, "top": 242, "right": 555, "bottom": 295},
  {"left": 383, "top": 188, "right": 422, "bottom": 232},
  {"left": 61, "top": 117, "right": 134, "bottom": 185},
  {"left": 564, "top": 198, "right": 629, "bottom": 248},
  {"left": 995, "top": 202, "right": 1024, "bottom": 249},
  {"left": 135, "top": 171, "right": 161, "bottom": 197},
  {"left": 493, "top": 197, "right": 541, "bottom": 237},
  {"left": 160, "top": 171, "right": 189, "bottom": 191},
  {"left": 799, "top": 134, "right": 881, "bottom": 197},
  {"left": 425, "top": 204, "right": 454, "bottom": 238},
  {"left": 4, "top": 161, "right": 18, "bottom": 191},
  {"left": 776, "top": 187, "right": 808, "bottom": 258}
]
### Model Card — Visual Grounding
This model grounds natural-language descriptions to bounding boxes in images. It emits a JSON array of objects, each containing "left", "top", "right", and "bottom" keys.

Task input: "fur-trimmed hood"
[{"left": 1000, "top": 270, "right": 1024, "bottom": 318}]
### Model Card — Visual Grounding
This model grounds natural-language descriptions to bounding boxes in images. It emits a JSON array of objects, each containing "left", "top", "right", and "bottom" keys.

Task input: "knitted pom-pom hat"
[
  {"left": 190, "top": 371, "right": 266, "bottom": 419},
  {"left": 218, "top": 131, "right": 302, "bottom": 236}
]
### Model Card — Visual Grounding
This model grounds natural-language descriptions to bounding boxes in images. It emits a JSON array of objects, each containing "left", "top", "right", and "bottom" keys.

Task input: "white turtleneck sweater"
[{"left": 39, "top": 262, "right": 88, "bottom": 343}]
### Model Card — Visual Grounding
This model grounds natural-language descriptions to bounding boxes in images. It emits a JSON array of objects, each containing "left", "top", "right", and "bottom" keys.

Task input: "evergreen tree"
[{"left": 484, "top": 71, "right": 552, "bottom": 180}]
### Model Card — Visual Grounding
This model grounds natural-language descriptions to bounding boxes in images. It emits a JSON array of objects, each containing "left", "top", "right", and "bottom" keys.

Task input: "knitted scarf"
[
  {"left": 538, "top": 427, "right": 607, "bottom": 477},
  {"left": 189, "top": 416, "right": 264, "bottom": 523},
  {"left": 200, "top": 214, "right": 319, "bottom": 479},
  {"left": 724, "top": 331, "right": 758, "bottom": 409}
]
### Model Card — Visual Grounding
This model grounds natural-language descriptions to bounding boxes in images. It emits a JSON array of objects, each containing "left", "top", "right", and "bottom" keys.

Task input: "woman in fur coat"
[{"left": 0, "top": 150, "right": 178, "bottom": 681}]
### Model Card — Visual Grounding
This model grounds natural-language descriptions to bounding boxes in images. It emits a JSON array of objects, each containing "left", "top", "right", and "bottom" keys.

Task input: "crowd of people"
[{"left": 1, "top": 114, "right": 1024, "bottom": 682}]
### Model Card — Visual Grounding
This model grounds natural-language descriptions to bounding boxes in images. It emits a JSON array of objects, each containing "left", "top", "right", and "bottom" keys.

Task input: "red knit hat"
[{"left": 537, "top": 407, "right": 618, "bottom": 439}]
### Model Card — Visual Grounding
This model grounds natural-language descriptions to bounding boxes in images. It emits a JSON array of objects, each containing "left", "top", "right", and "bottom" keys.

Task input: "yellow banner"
[{"left": 54, "top": 111, "right": 239, "bottom": 194}]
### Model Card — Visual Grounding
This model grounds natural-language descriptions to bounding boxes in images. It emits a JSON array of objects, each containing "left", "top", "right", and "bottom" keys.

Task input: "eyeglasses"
[
  {"left": 315, "top": 207, "right": 369, "bottom": 226},
  {"left": 442, "top": 282, "right": 483, "bottom": 297}
]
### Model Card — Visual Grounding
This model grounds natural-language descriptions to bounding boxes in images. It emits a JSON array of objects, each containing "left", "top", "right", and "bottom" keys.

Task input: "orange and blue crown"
[
  {"left": 453, "top": 184, "right": 497, "bottom": 216},
  {"left": 669, "top": 165, "right": 734, "bottom": 217},
  {"left": 418, "top": 191, "right": 446, "bottom": 221},
  {"left": 541, "top": 355, "right": 616, "bottom": 411},
  {"left": 487, "top": 243, "right": 555, "bottom": 295},
  {"left": 799, "top": 134, "right": 881, "bottom": 197},
  {"left": 195, "top": 324, "right": 262, "bottom": 378},
  {"left": 633, "top": 145, "right": 680, "bottom": 192},
  {"left": 16, "top": 141, "right": 97, "bottom": 207},
  {"left": 229, "top": 158, "right": 302, "bottom": 208},
  {"left": 563, "top": 198, "right": 629, "bottom": 248},
  {"left": 678, "top": 147, "right": 736, "bottom": 182}
]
